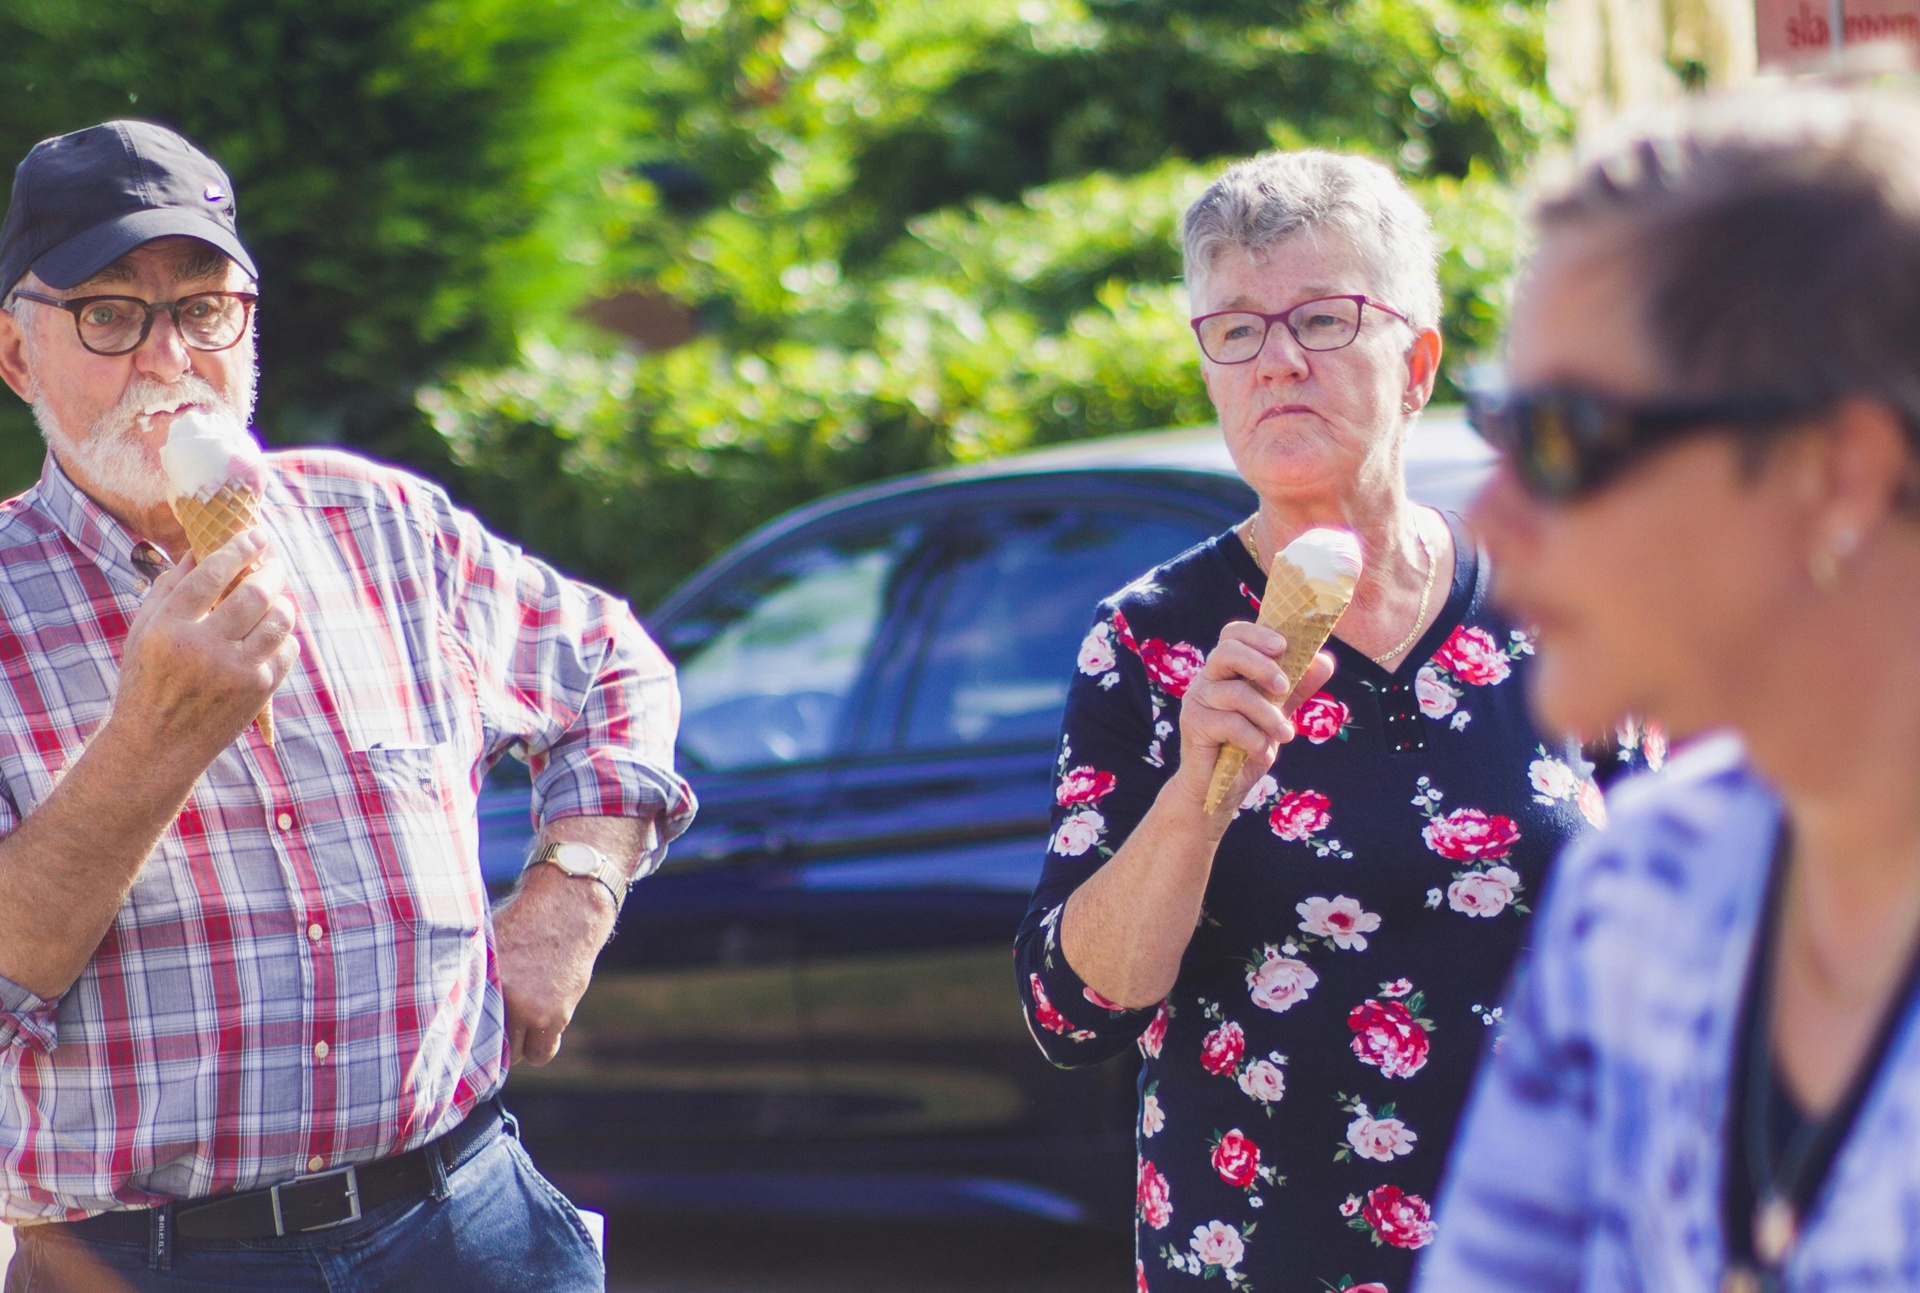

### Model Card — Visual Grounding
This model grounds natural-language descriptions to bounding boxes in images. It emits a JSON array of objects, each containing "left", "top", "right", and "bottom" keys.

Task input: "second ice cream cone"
[{"left": 1202, "top": 529, "right": 1362, "bottom": 815}]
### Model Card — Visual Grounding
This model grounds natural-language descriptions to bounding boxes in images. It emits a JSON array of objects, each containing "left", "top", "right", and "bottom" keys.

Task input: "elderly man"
[{"left": 0, "top": 121, "right": 692, "bottom": 1291}]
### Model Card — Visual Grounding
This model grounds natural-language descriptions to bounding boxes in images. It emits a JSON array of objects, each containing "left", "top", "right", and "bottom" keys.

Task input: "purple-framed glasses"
[{"left": 1189, "top": 294, "right": 1409, "bottom": 364}]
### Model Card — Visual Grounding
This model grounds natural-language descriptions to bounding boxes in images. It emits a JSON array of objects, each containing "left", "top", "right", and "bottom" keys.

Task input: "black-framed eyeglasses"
[
  {"left": 1189, "top": 294, "right": 1410, "bottom": 364},
  {"left": 10, "top": 289, "right": 258, "bottom": 357},
  {"left": 1465, "top": 384, "right": 1824, "bottom": 501}
]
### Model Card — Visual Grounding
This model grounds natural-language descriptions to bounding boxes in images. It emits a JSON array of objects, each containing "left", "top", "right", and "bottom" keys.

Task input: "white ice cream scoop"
[
  {"left": 1280, "top": 527, "right": 1365, "bottom": 585},
  {"left": 159, "top": 409, "right": 265, "bottom": 501}
]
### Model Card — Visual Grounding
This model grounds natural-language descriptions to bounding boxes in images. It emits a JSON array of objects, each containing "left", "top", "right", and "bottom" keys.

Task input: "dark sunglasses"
[{"left": 1465, "top": 385, "right": 1822, "bottom": 501}]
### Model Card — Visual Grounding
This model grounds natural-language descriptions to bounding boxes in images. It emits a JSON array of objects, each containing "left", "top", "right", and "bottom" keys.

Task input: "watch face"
[{"left": 549, "top": 843, "right": 599, "bottom": 875}]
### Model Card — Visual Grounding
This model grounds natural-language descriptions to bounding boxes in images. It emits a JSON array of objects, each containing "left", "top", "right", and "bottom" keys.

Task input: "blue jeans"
[{"left": 6, "top": 1128, "right": 603, "bottom": 1292}]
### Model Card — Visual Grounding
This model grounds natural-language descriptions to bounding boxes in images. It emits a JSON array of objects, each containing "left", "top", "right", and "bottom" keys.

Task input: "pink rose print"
[
  {"left": 1137, "top": 638, "right": 1205, "bottom": 698},
  {"left": 1188, "top": 1220, "right": 1247, "bottom": 1273},
  {"left": 1643, "top": 722, "right": 1669, "bottom": 769},
  {"left": 1528, "top": 755, "right": 1578, "bottom": 802},
  {"left": 1348, "top": 1286, "right": 1390, "bottom": 1293},
  {"left": 1112, "top": 609, "right": 1140, "bottom": 653},
  {"left": 1136, "top": 1260, "right": 1149, "bottom": 1293},
  {"left": 1139, "top": 1002, "right": 1168, "bottom": 1058},
  {"left": 1434, "top": 625, "right": 1512, "bottom": 686},
  {"left": 1269, "top": 789, "right": 1332, "bottom": 841},
  {"left": 1577, "top": 778, "right": 1608, "bottom": 828},
  {"left": 1030, "top": 974, "right": 1070, "bottom": 1035},
  {"left": 1246, "top": 947, "right": 1319, "bottom": 1014},
  {"left": 1414, "top": 665, "right": 1458, "bottom": 719},
  {"left": 1239, "top": 773, "right": 1278, "bottom": 813},
  {"left": 1348, "top": 999, "right": 1431, "bottom": 1078},
  {"left": 1380, "top": 978, "right": 1413, "bottom": 998},
  {"left": 1078, "top": 622, "right": 1118, "bottom": 678},
  {"left": 1340, "top": 1195, "right": 1363, "bottom": 1218},
  {"left": 1137, "top": 1159, "right": 1173, "bottom": 1229},
  {"left": 1293, "top": 692, "right": 1350, "bottom": 744},
  {"left": 1359, "top": 1184, "right": 1437, "bottom": 1249},
  {"left": 1084, "top": 985, "right": 1122, "bottom": 1011},
  {"left": 1341, "top": 1098, "right": 1418, "bottom": 1163},
  {"left": 1056, "top": 766, "right": 1118, "bottom": 807},
  {"left": 1237, "top": 1056, "right": 1287, "bottom": 1105},
  {"left": 1200, "top": 1020, "right": 1247, "bottom": 1076},
  {"left": 1422, "top": 807, "right": 1521, "bottom": 862},
  {"left": 1448, "top": 865, "right": 1522, "bottom": 918},
  {"left": 1296, "top": 895, "right": 1381, "bottom": 951},
  {"left": 1210, "top": 1129, "right": 1260, "bottom": 1189},
  {"left": 1050, "top": 808, "right": 1106, "bottom": 858}
]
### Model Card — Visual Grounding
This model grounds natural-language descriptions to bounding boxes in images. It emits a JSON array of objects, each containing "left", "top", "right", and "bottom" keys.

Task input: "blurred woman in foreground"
[{"left": 1420, "top": 89, "right": 1920, "bottom": 1291}]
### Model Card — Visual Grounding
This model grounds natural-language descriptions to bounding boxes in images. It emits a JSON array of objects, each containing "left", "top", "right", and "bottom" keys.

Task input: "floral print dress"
[{"left": 1014, "top": 516, "right": 1601, "bottom": 1293}]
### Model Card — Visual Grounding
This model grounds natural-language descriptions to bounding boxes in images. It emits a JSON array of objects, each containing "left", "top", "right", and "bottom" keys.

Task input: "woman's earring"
[{"left": 1810, "top": 528, "right": 1860, "bottom": 591}]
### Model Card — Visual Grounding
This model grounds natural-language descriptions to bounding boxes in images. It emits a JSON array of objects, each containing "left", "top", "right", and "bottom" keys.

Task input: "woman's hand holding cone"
[{"left": 1172, "top": 621, "right": 1335, "bottom": 830}]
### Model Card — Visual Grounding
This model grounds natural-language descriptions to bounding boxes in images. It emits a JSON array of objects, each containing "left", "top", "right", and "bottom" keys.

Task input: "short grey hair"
[
  {"left": 1182, "top": 150, "right": 1442, "bottom": 337},
  {"left": 1532, "top": 88, "right": 1920, "bottom": 459}
]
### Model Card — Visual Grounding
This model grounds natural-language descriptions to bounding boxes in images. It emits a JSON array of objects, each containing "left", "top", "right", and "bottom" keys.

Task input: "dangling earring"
[{"left": 1810, "top": 528, "right": 1860, "bottom": 591}]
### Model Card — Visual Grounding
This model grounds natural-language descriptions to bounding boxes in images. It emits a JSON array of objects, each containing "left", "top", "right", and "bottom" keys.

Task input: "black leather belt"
[{"left": 42, "top": 1098, "right": 507, "bottom": 1245}]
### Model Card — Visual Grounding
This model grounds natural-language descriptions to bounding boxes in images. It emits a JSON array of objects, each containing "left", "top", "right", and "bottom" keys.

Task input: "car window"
[
  {"left": 899, "top": 505, "right": 1216, "bottom": 751},
  {"left": 667, "top": 522, "right": 922, "bottom": 771}
]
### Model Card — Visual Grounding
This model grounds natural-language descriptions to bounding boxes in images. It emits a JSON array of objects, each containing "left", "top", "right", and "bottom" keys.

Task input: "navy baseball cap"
[{"left": 0, "top": 120, "right": 257, "bottom": 298}]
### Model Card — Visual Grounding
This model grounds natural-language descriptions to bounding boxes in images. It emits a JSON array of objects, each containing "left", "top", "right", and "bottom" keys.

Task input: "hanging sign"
[{"left": 1754, "top": 0, "right": 1920, "bottom": 67}]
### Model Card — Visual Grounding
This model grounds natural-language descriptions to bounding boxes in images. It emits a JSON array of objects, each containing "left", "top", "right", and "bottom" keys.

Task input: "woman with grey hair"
[
  {"left": 1014, "top": 151, "right": 1600, "bottom": 1292},
  {"left": 1420, "top": 88, "right": 1920, "bottom": 1291}
]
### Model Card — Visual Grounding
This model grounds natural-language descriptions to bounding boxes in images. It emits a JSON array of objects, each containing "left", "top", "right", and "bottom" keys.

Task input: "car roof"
[
  {"left": 649, "top": 408, "right": 1497, "bottom": 624},
  {"left": 750, "top": 406, "right": 1493, "bottom": 529}
]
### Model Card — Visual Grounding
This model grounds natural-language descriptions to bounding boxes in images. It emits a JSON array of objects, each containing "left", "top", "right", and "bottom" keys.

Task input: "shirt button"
[
  {"left": 132, "top": 577, "right": 150, "bottom": 594},
  {"left": 276, "top": 812, "right": 294, "bottom": 832},
  {"left": 313, "top": 1041, "right": 329, "bottom": 1060},
  {"left": 307, "top": 923, "right": 323, "bottom": 943},
  {"left": 307, "top": 1156, "right": 325, "bottom": 1173}
]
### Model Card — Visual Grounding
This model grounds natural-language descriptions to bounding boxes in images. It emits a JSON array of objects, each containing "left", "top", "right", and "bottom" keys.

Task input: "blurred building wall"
[{"left": 1548, "top": 0, "right": 1759, "bottom": 132}]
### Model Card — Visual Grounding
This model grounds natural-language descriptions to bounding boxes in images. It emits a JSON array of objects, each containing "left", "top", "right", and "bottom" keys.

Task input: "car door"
[
  {"left": 787, "top": 475, "right": 1244, "bottom": 1218},
  {"left": 510, "top": 512, "right": 937, "bottom": 1199}
]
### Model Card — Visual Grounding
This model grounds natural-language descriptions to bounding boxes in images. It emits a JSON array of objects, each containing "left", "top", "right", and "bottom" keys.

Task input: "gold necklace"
[
  {"left": 1370, "top": 521, "right": 1436, "bottom": 667},
  {"left": 1237, "top": 513, "right": 1438, "bottom": 667}
]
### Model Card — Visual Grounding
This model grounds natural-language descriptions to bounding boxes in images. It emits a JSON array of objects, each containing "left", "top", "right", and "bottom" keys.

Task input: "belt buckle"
[{"left": 269, "top": 1164, "right": 362, "bottom": 1236}]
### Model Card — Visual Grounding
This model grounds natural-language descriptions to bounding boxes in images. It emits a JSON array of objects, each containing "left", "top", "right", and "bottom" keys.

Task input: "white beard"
[{"left": 32, "top": 369, "right": 257, "bottom": 512}]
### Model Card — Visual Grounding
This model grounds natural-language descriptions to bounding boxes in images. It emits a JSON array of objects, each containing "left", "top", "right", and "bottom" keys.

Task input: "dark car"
[{"left": 480, "top": 417, "right": 1496, "bottom": 1229}]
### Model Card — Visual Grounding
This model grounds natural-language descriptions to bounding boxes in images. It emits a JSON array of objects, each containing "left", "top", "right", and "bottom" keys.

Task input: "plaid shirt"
[{"left": 0, "top": 451, "right": 693, "bottom": 1222}]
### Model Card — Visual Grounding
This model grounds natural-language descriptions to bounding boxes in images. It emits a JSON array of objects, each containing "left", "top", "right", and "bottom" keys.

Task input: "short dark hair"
[{"left": 1533, "top": 89, "right": 1920, "bottom": 466}]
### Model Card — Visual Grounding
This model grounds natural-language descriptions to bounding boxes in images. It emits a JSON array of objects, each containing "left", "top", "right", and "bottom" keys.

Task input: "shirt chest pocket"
[
  {"left": 335, "top": 742, "right": 485, "bottom": 937},
  {"left": 283, "top": 513, "right": 472, "bottom": 755}
]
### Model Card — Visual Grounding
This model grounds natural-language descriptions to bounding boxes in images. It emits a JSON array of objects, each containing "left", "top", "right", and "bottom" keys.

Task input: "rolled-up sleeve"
[
  {"left": 0, "top": 968, "right": 59, "bottom": 1053},
  {"left": 423, "top": 484, "right": 696, "bottom": 876}
]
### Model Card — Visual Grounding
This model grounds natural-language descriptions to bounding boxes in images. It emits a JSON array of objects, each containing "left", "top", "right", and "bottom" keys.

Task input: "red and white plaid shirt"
[{"left": 0, "top": 451, "right": 693, "bottom": 1221}]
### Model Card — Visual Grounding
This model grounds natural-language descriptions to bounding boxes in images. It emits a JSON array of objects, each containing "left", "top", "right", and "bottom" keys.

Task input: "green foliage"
[
  {"left": 0, "top": 0, "right": 1551, "bottom": 609},
  {"left": 431, "top": 0, "right": 1549, "bottom": 607},
  {"left": 0, "top": 0, "right": 658, "bottom": 474}
]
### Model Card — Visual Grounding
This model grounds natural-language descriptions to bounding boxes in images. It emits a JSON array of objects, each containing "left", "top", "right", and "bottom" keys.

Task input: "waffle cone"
[
  {"left": 170, "top": 485, "right": 275, "bottom": 746},
  {"left": 1202, "top": 555, "right": 1358, "bottom": 814}
]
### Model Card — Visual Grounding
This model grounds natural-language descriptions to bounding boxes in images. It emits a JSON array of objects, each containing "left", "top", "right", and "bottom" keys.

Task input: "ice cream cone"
[
  {"left": 1202, "top": 529, "right": 1362, "bottom": 815},
  {"left": 170, "top": 484, "right": 275, "bottom": 746}
]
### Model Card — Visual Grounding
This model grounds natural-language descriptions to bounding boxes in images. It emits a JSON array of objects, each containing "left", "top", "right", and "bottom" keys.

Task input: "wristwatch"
[{"left": 526, "top": 841, "right": 630, "bottom": 908}]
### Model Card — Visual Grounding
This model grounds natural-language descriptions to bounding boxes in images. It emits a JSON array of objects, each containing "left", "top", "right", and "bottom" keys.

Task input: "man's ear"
[{"left": 0, "top": 307, "right": 37, "bottom": 405}]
